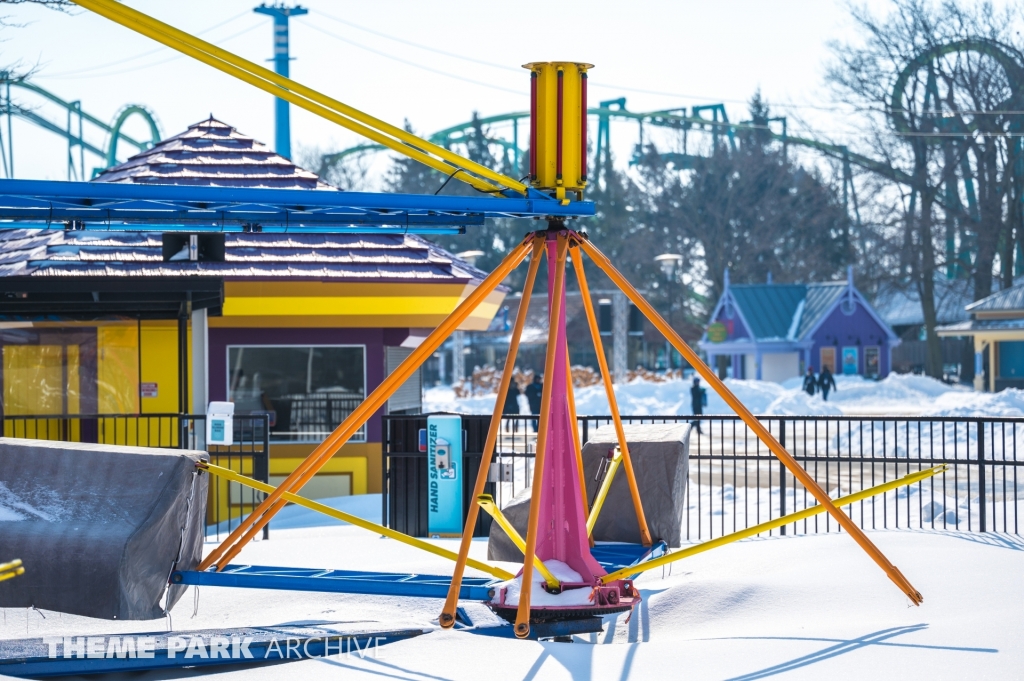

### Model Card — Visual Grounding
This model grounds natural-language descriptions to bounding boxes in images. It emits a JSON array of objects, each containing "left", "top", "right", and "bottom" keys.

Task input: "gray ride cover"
[
  {"left": 488, "top": 423, "right": 690, "bottom": 561},
  {"left": 0, "top": 438, "right": 208, "bottom": 619}
]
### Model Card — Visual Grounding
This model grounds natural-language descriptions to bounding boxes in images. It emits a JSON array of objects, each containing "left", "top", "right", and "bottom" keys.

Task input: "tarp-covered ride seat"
[
  {"left": 0, "top": 438, "right": 208, "bottom": 620},
  {"left": 489, "top": 423, "right": 690, "bottom": 561}
]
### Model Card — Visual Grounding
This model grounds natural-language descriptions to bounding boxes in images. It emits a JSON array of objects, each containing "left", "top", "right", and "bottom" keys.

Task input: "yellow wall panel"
[
  {"left": 140, "top": 324, "right": 181, "bottom": 414},
  {"left": 3, "top": 345, "right": 64, "bottom": 415},
  {"left": 97, "top": 326, "right": 139, "bottom": 414}
]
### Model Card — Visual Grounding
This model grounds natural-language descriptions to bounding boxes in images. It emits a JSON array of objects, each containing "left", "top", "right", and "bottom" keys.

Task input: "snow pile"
[
  {"left": 0, "top": 482, "right": 57, "bottom": 522},
  {"left": 424, "top": 372, "right": 1022, "bottom": 418},
  {"left": 0, "top": 505, "right": 26, "bottom": 522},
  {"left": 492, "top": 559, "right": 594, "bottom": 607}
]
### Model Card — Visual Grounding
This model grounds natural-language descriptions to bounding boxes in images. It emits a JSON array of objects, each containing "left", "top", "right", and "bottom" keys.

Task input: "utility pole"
[
  {"left": 612, "top": 290, "right": 628, "bottom": 383},
  {"left": 254, "top": 3, "right": 307, "bottom": 159}
]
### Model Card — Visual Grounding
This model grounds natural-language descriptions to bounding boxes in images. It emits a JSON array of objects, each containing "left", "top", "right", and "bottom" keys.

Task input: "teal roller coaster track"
[
  {"left": 0, "top": 73, "right": 161, "bottom": 181},
  {"left": 323, "top": 37, "right": 1024, "bottom": 279}
]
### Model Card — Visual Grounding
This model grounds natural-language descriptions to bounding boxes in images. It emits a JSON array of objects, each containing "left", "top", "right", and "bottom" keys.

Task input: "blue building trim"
[{"left": 0, "top": 179, "right": 594, "bottom": 231}]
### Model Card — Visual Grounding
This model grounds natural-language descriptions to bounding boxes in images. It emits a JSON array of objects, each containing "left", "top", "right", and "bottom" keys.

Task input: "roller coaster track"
[
  {"left": 0, "top": 75, "right": 160, "bottom": 179},
  {"left": 324, "top": 36, "right": 1024, "bottom": 233},
  {"left": 320, "top": 103, "right": 913, "bottom": 234}
]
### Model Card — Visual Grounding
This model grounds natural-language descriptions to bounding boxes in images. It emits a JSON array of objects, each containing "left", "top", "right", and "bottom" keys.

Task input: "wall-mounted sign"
[
  {"left": 140, "top": 382, "right": 158, "bottom": 398},
  {"left": 706, "top": 322, "right": 727, "bottom": 343},
  {"left": 206, "top": 401, "right": 235, "bottom": 447},
  {"left": 842, "top": 347, "right": 859, "bottom": 375},
  {"left": 427, "top": 414, "right": 463, "bottom": 538}
]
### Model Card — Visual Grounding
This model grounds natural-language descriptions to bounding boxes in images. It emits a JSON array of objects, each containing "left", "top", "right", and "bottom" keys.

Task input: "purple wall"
[
  {"left": 209, "top": 327, "right": 402, "bottom": 443},
  {"left": 810, "top": 304, "right": 891, "bottom": 377},
  {"left": 713, "top": 306, "right": 751, "bottom": 341}
]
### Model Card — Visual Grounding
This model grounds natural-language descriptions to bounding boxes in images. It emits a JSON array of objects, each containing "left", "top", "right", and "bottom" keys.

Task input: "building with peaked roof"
[
  {"left": 700, "top": 268, "right": 900, "bottom": 382},
  {"left": 938, "top": 280, "right": 1024, "bottom": 392},
  {"left": 0, "top": 117, "right": 504, "bottom": 504},
  {"left": 93, "top": 116, "right": 331, "bottom": 188}
]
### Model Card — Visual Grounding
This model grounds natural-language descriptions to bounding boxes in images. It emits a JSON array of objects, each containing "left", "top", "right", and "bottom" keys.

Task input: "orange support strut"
[
  {"left": 202, "top": 238, "right": 534, "bottom": 571},
  {"left": 439, "top": 235, "right": 544, "bottom": 628},
  {"left": 571, "top": 249, "right": 652, "bottom": 545},
  {"left": 576, "top": 234, "right": 923, "bottom": 605}
]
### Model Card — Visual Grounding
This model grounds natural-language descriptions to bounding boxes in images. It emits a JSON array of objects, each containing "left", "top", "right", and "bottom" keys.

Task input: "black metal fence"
[
  {"left": 2, "top": 412, "right": 270, "bottom": 541},
  {"left": 383, "top": 413, "right": 1024, "bottom": 540}
]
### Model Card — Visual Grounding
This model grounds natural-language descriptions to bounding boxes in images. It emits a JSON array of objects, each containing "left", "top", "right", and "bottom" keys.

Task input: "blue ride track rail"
[
  {"left": 170, "top": 542, "right": 666, "bottom": 600},
  {"left": 0, "top": 179, "right": 594, "bottom": 233}
]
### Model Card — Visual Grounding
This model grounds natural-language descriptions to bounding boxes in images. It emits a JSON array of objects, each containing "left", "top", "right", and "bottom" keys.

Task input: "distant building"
[
  {"left": 938, "top": 281, "right": 1024, "bottom": 392},
  {"left": 0, "top": 117, "right": 503, "bottom": 503},
  {"left": 873, "top": 277, "right": 975, "bottom": 381},
  {"left": 700, "top": 268, "right": 899, "bottom": 382}
]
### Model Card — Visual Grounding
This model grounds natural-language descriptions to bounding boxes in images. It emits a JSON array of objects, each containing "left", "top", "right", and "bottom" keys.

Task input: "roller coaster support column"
[{"left": 254, "top": 3, "right": 307, "bottom": 159}]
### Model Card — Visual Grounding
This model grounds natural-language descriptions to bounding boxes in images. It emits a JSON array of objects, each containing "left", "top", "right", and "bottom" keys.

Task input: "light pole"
[{"left": 654, "top": 253, "right": 683, "bottom": 370}]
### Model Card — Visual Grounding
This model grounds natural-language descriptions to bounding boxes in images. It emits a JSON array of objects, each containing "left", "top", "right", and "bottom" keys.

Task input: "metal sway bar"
[
  {"left": 72, "top": 0, "right": 527, "bottom": 196},
  {"left": 198, "top": 462, "right": 513, "bottom": 581},
  {"left": 575, "top": 234, "right": 924, "bottom": 606},
  {"left": 586, "top": 448, "right": 623, "bottom": 536},
  {"left": 600, "top": 465, "right": 950, "bottom": 584},
  {"left": 0, "top": 559, "right": 24, "bottom": 583},
  {"left": 202, "top": 237, "right": 534, "bottom": 572},
  {"left": 570, "top": 247, "right": 652, "bottom": 545},
  {"left": 438, "top": 235, "right": 544, "bottom": 629},
  {"left": 475, "top": 495, "right": 560, "bottom": 590}
]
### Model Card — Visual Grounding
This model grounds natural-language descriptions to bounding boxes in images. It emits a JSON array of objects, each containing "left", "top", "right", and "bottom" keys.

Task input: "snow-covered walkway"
[
  {"left": 425, "top": 372, "right": 1024, "bottom": 418},
  {"left": 3, "top": 497, "right": 1021, "bottom": 680}
]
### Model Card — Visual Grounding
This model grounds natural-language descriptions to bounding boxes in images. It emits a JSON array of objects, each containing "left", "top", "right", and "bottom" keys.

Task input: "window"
[
  {"left": 227, "top": 346, "right": 366, "bottom": 443},
  {"left": 864, "top": 347, "right": 880, "bottom": 378},
  {"left": 819, "top": 347, "right": 836, "bottom": 374}
]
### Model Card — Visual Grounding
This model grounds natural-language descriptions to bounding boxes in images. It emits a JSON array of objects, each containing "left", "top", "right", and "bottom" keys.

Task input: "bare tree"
[{"left": 828, "top": 0, "right": 1024, "bottom": 377}]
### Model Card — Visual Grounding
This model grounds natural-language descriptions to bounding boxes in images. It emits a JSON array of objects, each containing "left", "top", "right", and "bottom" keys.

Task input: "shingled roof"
[
  {"left": 0, "top": 116, "right": 493, "bottom": 285},
  {"left": 92, "top": 117, "right": 331, "bottom": 189},
  {"left": 0, "top": 229, "right": 491, "bottom": 284}
]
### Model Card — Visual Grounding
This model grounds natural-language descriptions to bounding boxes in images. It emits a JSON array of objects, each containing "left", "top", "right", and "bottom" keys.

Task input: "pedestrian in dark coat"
[
  {"left": 818, "top": 366, "right": 837, "bottom": 401},
  {"left": 503, "top": 381, "right": 521, "bottom": 415},
  {"left": 524, "top": 374, "right": 543, "bottom": 431},
  {"left": 803, "top": 367, "right": 818, "bottom": 396},
  {"left": 690, "top": 377, "right": 706, "bottom": 434}
]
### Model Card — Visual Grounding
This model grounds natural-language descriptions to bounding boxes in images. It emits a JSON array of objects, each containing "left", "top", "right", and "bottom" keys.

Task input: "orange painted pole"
[
  {"left": 515, "top": 234, "right": 569, "bottom": 639},
  {"left": 202, "top": 238, "right": 534, "bottom": 571},
  {"left": 576, "top": 235, "right": 923, "bottom": 605},
  {"left": 571, "top": 250, "right": 652, "bottom": 546},
  {"left": 438, "top": 235, "right": 544, "bottom": 629}
]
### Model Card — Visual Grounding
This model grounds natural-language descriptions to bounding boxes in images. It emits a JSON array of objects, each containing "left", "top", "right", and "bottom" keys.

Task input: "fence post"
[
  {"left": 779, "top": 419, "right": 786, "bottom": 536},
  {"left": 255, "top": 414, "right": 271, "bottom": 540},
  {"left": 381, "top": 417, "right": 389, "bottom": 531},
  {"left": 978, "top": 420, "right": 986, "bottom": 533},
  {"left": 581, "top": 417, "right": 589, "bottom": 446}
]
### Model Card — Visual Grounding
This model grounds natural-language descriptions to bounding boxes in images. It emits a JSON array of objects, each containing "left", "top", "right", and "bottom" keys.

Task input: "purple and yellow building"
[{"left": 0, "top": 118, "right": 504, "bottom": 502}]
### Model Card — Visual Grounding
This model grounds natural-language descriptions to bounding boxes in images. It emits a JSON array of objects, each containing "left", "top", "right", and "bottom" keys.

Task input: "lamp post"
[{"left": 654, "top": 253, "right": 683, "bottom": 370}]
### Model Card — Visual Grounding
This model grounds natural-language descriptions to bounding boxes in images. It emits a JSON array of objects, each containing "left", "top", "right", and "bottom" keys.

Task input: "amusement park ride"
[{"left": 0, "top": 0, "right": 953, "bottom": 643}]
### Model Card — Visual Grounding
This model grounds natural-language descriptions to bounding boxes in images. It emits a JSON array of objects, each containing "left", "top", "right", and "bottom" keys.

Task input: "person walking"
[
  {"left": 803, "top": 367, "right": 818, "bottom": 396},
  {"left": 690, "top": 377, "right": 706, "bottom": 434},
  {"left": 524, "top": 374, "right": 543, "bottom": 432},
  {"left": 818, "top": 365, "right": 837, "bottom": 401},
  {"left": 503, "top": 379, "right": 521, "bottom": 432}
]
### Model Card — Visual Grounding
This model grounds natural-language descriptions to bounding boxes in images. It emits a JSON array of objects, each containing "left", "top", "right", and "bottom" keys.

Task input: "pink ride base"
[{"left": 487, "top": 230, "right": 641, "bottom": 623}]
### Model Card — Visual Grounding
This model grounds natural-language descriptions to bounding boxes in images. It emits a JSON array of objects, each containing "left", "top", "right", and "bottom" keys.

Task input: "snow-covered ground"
[
  {"left": 4, "top": 496, "right": 1021, "bottom": 680},
  {"left": 425, "top": 372, "right": 1024, "bottom": 418}
]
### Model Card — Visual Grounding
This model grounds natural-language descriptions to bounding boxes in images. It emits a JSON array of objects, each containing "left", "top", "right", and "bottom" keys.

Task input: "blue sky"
[{"left": 4, "top": 0, "right": 899, "bottom": 181}]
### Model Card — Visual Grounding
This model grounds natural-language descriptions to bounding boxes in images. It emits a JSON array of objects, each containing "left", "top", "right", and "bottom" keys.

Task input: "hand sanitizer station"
[{"left": 427, "top": 414, "right": 463, "bottom": 538}]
